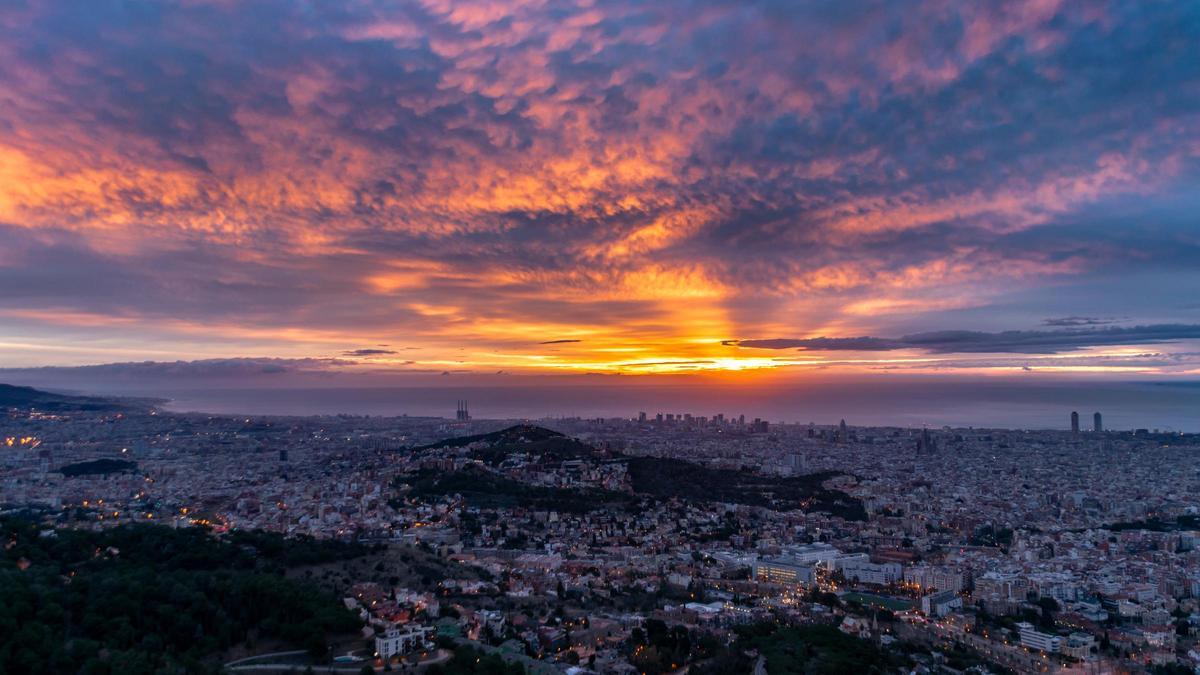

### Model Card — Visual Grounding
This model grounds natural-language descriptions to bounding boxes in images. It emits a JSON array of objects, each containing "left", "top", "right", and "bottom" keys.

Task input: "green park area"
[{"left": 841, "top": 592, "right": 915, "bottom": 611}]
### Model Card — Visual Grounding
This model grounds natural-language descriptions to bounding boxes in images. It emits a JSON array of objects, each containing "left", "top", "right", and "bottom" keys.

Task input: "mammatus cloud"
[
  {"left": 726, "top": 325, "right": 1200, "bottom": 354},
  {"left": 0, "top": 1, "right": 1198, "bottom": 375}
]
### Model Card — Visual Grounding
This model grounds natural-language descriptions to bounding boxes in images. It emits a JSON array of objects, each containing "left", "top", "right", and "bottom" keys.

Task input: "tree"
[
  {"left": 0, "top": 518, "right": 364, "bottom": 674},
  {"left": 1036, "top": 597, "right": 1059, "bottom": 630}
]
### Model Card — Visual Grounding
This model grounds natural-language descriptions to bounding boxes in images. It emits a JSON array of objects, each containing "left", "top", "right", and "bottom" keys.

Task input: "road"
[{"left": 225, "top": 649, "right": 452, "bottom": 674}]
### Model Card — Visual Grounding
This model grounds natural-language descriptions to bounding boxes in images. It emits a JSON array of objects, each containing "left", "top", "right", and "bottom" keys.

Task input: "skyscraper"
[
  {"left": 786, "top": 453, "right": 805, "bottom": 475},
  {"left": 1093, "top": 412, "right": 1103, "bottom": 433},
  {"left": 1070, "top": 411, "right": 1079, "bottom": 437},
  {"left": 920, "top": 427, "right": 936, "bottom": 452},
  {"left": 838, "top": 419, "right": 848, "bottom": 443}
]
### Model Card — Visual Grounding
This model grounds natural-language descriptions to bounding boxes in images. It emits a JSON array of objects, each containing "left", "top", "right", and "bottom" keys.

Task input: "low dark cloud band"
[{"left": 727, "top": 324, "right": 1200, "bottom": 354}]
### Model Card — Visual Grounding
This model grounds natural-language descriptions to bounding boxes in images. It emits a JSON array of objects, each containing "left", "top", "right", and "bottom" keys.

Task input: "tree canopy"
[{"left": 0, "top": 518, "right": 367, "bottom": 675}]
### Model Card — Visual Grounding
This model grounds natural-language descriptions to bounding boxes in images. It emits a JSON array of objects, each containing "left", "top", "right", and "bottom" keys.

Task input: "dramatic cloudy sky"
[{"left": 2, "top": 0, "right": 1199, "bottom": 381}]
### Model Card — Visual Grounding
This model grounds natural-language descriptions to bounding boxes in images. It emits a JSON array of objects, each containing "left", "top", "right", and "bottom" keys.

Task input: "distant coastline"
[{"left": 145, "top": 381, "right": 1200, "bottom": 432}]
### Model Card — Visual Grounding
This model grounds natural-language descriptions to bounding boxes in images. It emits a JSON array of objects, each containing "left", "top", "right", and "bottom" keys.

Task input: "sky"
[{"left": 1, "top": 0, "right": 1200, "bottom": 395}]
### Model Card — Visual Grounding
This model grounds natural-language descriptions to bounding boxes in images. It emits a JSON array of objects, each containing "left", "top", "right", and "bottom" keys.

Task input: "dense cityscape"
[{"left": 4, "top": 384, "right": 1200, "bottom": 674}]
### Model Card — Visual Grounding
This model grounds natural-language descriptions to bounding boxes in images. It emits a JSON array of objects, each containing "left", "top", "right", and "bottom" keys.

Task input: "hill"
[
  {"left": 407, "top": 465, "right": 636, "bottom": 513},
  {"left": 415, "top": 425, "right": 866, "bottom": 520},
  {"left": 0, "top": 383, "right": 128, "bottom": 412},
  {"left": 415, "top": 423, "right": 602, "bottom": 465},
  {"left": 626, "top": 458, "right": 867, "bottom": 521},
  {"left": 415, "top": 423, "right": 565, "bottom": 449}
]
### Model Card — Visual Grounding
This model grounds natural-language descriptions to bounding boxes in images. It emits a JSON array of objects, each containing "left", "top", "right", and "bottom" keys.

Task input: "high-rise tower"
[
  {"left": 1093, "top": 412, "right": 1103, "bottom": 433},
  {"left": 920, "top": 427, "right": 936, "bottom": 452},
  {"left": 1070, "top": 411, "right": 1079, "bottom": 437}
]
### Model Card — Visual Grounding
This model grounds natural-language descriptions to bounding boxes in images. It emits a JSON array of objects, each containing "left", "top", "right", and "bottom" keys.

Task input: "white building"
[
  {"left": 779, "top": 543, "right": 841, "bottom": 568},
  {"left": 666, "top": 572, "right": 693, "bottom": 588},
  {"left": 753, "top": 557, "right": 815, "bottom": 585},
  {"left": 375, "top": 625, "right": 434, "bottom": 660},
  {"left": 836, "top": 556, "right": 902, "bottom": 586},
  {"left": 480, "top": 609, "right": 506, "bottom": 635},
  {"left": 1016, "top": 622, "right": 1061, "bottom": 653},
  {"left": 975, "top": 572, "right": 1029, "bottom": 601},
  {"left": 1061, "top": 632, "right": 1096, "bottom": 659},
  {"left": 904, "top": 565, "right": 964, "bottom": 593}
]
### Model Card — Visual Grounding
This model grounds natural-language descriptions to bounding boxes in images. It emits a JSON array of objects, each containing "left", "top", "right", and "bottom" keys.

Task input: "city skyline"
[{"left": 1, "top": 1, "right": 1199, "bottom": 388}]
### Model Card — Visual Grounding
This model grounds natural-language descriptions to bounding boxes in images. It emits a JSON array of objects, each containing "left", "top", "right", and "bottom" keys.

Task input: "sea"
[{"left": 152, "top": 380, "right": 1200, "bottom": 432}]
